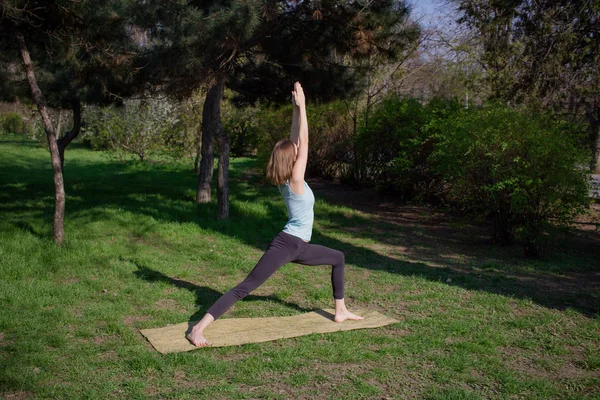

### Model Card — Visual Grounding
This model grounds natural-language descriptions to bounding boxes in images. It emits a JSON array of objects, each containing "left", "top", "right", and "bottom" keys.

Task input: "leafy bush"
[
  {"left": 0, "top": 112, "right": 24, "bottom": 135},
  {"left": 82, "top": 99, "right": 180, "bottom": 162},
  {"left": 305, "top": 101, "right": 354, "bottom": 179},
  {"left": 254, "top": 101, "right": 354, "bottom": 179},
  {"left": 356, "top": 96, "right": 461, "bottom": 201},
  {"left": 254, "top": 104, "right": 293, "bottom": 168},
  {"left": 223, "top": 101, "right": 260, "bottom": 157},
  {"left": 428, "top": 103, "right": 591, "bottom": 256}
]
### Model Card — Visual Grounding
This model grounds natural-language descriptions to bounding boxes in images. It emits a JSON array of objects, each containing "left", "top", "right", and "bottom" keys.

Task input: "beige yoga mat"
[{"left": 140, "top": 308, "right": 398, "bottom": 354}]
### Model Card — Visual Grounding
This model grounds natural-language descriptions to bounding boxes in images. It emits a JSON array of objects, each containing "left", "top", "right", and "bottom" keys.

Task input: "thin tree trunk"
[
  {"left": 211, "top": 76, "right": 230, "bottom": 219},
  {"left": 216, "top": 119, "right": 230, "bottom": 220},
  {"left": 56, "top": 109, "right": 63, "bottom": 138},
  {"left": 194, "top": 145, "right": 201, "bottom": 174},
  {"left": 57, "top": 98, "right": 82, "bottom": 170},
  {"left": 365, "top": 63, "right": 372, "bottom": 132},
  {"left": 594, "top": 120, "right": 600, "bottom": 174},
  {"left": 194, "top": 124, "right": 202, "bottom": 174},
  {"left": 196, "top": 79, "right": 225, "bottom": 203},
  {"left": 16, "top": 31, "right": 65, "bottom": 245}
]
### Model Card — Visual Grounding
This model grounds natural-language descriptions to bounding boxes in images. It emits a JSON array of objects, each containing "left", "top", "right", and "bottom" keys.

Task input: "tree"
[
  {"left": 143, "top": 0, "right": 421, "bottom": 219},
  {"left": 338, "top": 15, "right": 421, "bottom": 184},
  {"left": 454, "top": 0, "right": 600, "bottom": 171},
  {"left": 0, "top": 0, "right": 142, "bottom": 245}
]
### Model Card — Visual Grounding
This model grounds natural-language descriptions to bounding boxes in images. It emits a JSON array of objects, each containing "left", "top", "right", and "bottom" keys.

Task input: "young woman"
[{"left": 187, "top": 82, "right": 363, "bottom": 347}]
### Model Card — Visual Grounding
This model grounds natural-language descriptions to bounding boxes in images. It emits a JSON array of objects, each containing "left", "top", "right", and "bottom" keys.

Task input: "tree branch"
[{"left": 57, "top": 97, "right": 82, "bottom": 149}]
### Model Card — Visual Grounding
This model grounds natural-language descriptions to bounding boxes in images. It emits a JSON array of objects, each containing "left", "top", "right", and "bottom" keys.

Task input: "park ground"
[{"left": 1, "top": 135, "right": 599, "bottom": 399}]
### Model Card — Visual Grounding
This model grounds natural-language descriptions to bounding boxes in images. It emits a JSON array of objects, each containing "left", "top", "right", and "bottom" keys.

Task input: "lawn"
[{"left": 1, "top": 135, "right": 599, "bottom": 399}]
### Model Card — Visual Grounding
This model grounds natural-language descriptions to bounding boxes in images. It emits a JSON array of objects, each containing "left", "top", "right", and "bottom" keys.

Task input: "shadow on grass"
[
  {"left": 132, "top": 262, "right": 313, "bottom": 328},
  {"left": 1, "top": 142, "right": 598, "bottom": 318}
]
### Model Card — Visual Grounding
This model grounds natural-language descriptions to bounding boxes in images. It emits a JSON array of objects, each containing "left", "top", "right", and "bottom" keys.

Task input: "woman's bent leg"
[
  {"left": 292, "top": 244, "right": 345, "bottom": 299},
  {"left": 293, "top": 244, "right": 364, "bottom": 322},
  {"left": 206, "top": 233, "right": 298, "bottom": 320}
]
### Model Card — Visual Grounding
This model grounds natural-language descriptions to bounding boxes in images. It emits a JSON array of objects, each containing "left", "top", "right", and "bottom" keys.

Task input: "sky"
[{"left": 408, "top": 0, "right": 459, "bottom": 30}]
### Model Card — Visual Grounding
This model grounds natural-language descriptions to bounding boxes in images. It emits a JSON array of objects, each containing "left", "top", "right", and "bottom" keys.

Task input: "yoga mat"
[{"left": 140, "top": 308, "right": 398, "bottom": 354}]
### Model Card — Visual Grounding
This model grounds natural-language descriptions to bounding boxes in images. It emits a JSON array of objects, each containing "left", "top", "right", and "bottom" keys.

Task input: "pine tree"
[
  {"left": 456, "top": 0, "right": 600, "bottom": 171},
  {"left": 0, "top": 0, "right": 143, "bottom": 245},
  {"left": 143, "top": 0, "right": 420, "bottom": 219}
]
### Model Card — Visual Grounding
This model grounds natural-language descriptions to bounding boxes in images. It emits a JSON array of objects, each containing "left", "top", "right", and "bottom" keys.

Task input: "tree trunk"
[
  {"left": 16, "top": 31, "right": 65, "bottom": 245},
  {"left": 56, "top": 109, "right": 63, "bottom": 138},
  {"left": 351, "top": 112, "right": 363, "bottom": 185},
  {"left": 57, "top": 98, "right": 82, "bottom": 170},
  {"left": 194, "top": 146, "right": 201, "bottom": 174},
  {"left": 196, "top": 79, "right": 225, "bottom": 203},
  {"left": 216, "top": 122, "right": 230, "bottom": 220},
  {"left": 492, "top": 202, "right": 514, "bottom": 246},
  {"left": 594, "top": 121, "right": 600, "bottom": 174},
  {"left": 194, "top": 124, "right": 202, "bottom": 174}
]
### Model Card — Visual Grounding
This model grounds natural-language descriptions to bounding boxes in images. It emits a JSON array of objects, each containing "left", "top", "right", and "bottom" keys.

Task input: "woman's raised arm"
[{"left": 290, "top": 82, "right": 308, "bottom": 194}]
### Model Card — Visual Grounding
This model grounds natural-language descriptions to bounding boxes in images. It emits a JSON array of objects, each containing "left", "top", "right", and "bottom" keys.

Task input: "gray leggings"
[{"left": 207, "top": 231, "right": 345, "bottom": 320}]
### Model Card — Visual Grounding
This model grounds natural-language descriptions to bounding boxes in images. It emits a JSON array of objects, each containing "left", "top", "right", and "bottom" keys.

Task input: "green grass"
[{"left": 1, "top": 134, "right": 599, "bottom": 399}]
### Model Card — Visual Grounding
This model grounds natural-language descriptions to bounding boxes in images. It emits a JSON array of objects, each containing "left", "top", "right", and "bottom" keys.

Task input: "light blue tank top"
[{"left": 279, "top": 181, "right": 315, "bottom": 241}]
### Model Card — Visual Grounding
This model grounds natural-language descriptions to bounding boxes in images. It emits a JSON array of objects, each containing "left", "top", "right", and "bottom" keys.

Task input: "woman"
[{"left": 187, "top": 82, "right": 363, "bottom": 347}]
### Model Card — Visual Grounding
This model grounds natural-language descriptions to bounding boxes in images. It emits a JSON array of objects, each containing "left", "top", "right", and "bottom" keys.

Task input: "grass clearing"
[{"left": 1, "top": 135, "right": 599, "bottom": 399}]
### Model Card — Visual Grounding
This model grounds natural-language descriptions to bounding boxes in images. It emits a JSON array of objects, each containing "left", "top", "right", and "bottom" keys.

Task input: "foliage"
[
  {"left": 145, "top": 0, "right": 420, "bottom": 104},
  {"left": 222, "top": 99, "right": 260, "bottom": 157},
  {"left": 355, "top": 96, "right": 462, "bottom": 200},
  {"left": 0, "top": 112, "right": 23, "bottom": 134},
  {"left": 254, "top": 101, "right": 354, "bottom": 179},
  {"left": 356, "top": 97, "right": 428, "bottom": 194},
  {"left": 428, "top": 103, "right": 592, "bottom": 256},
  {"left": 167, "top": 97, "right": 203, "bottom": 161},
  {"left": 0, "top": 0, "right": 144, "bottom": 108},
  {"left": 305, "top": 101, "right": 355, "bottom": 179},
  {"left": 455, "top": 0, "right": 600, "bottom": 170},
  {"left": 456, "top": 0, "right": 599, "bottom": 105},
  {"left": 83, "top": 99, "right": 180, "bottom": 162},
  {"left": 253, "top": 104, "right": 294, "bottom": 168}
]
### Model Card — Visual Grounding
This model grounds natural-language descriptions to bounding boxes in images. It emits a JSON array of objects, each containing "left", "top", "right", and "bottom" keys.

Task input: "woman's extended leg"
[
  {"left": 187, "top": 232, "right": 299, "bottom": 347},
  {"left": 293, "top": 244, "right": 364, "bottom": 322}
]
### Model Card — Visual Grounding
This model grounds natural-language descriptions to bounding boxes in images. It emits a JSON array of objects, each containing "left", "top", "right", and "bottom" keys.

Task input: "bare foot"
[
  {"left": 334, "top": 309, "right": 365, "bottom": 323},
  {"left": 186, "top": 329, "right": 211, "bottom": 347}
]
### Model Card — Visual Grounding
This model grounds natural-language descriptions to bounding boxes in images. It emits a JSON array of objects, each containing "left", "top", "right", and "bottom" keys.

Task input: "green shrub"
[
  {"left": 254, "top": 104, "right": 293, "bottom": 169},
  {"left": 356, "top": 96, "right": 461, "bottom": 201},
  {"left": 81, "top": 100, "right": 179, "bottom": 162},
  {"left": 428, "top": 103, "right": 591, "bottom": 256},
  {"left": 305, "top": 101, "right": 354, "bottom": 179},
  {"left": 0, "top": 112, "right": 24, "bottom": 134},
  {"left": 255, "top": 101, "right": 354, "bottom": 180},
  {"left": 223, "top": 101, "right": 260, "bottom": 157}
]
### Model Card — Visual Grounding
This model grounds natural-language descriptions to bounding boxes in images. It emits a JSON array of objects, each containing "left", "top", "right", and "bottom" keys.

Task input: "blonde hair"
[{"left": 266, "top": 139, "right": 296, "bottom": 185}]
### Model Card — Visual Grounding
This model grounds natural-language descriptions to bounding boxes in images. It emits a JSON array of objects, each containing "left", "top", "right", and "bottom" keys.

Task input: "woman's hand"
[{"left": 291, "top": 81, "right": 305, "bottom": 109}]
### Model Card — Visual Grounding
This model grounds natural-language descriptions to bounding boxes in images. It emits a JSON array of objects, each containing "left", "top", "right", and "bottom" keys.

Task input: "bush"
[
  {"left": 428, "top": 103, "right": 591, "bottom": 256},
  {"left": 356, "top": 96, "right": 462, "bottom": 201},
  {"left": 223, "top": 101, "right": 260, "bottom": 157},
  {"left": 254, "top": 104, "right": 293, "bottom": 169},
  {"left": 305, "top": 101, "right": 354, "bottom": 179},
  {"left": 0, "top": 112, "right": 24, "bottom": 135},
  {"left": 82, "top": 99, "right": 180, "bottom": 162},
  {"left": 357, "top": 97, "right": 425, "bottom": 195},
  {"left": 254, "top": 101, "right": 354, "bottom": 180}
]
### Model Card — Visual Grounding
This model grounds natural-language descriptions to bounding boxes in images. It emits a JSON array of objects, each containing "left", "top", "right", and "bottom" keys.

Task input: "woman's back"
[{"left": 279, "top": 181, "right": 315, "bottom": 242}]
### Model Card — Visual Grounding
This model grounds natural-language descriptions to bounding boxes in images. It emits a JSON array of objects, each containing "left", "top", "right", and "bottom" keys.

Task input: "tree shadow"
[{"left": 1, "top": 149, "right": 599, "bottom": 318}]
